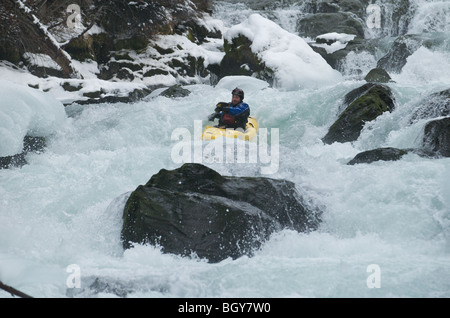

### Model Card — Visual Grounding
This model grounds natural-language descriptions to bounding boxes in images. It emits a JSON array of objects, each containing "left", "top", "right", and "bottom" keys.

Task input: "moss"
[
  {"left": 63, "top": 36, "right": 94, "bottom": 62},
  {"left": 61, "top": 82, "right": 82, "bottom": 92}
]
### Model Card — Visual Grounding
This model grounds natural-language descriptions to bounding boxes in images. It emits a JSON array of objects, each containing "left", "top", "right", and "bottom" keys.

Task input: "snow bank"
[
  {"left": 0, "top": 80, "right": 67, "bottom": 156},
  {"left": 215, "top": 75, "right": 270, "bottom": 93},
  {"left": 225, "top": 14, "right": 343, "bottom": 90}
]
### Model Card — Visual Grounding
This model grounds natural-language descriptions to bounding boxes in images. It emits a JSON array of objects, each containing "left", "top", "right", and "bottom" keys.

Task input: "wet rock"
[
  {"left": 410, "top": 88, "right": 450, "bottom": 123},
  {"left": 121, "top": 164, "right": 321, "bottom": 263},
  {"left": 218, "top": 34, "right": 274, "bottom": 85},
  {"left": 364, "top": 68, "right": 392, "bottom": 83},
  {"left": 348, "top": 147, "right": 408, "bottom": 165},
  {"left": 423, "top": 117, "right": 450, "bottom": 157},
  {"left": 322, "top": 84, "right": 396, "bottom": 144},
  {"left": 0, "top": 136, "right": 46, "bottom": 169},
  {"left": 297, "top": 12, "right": 365, "bottom": 39},
  {"left": 160, "top": 85, "right": 191, "bottom": 98},
  {"left": 377, "top": 35, "right": 422, "bottom": 73}
]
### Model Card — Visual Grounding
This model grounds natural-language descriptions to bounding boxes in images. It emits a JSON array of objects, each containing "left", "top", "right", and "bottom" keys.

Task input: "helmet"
[{"left": 232, "top": 88, "right": 244, "bottom": 101}]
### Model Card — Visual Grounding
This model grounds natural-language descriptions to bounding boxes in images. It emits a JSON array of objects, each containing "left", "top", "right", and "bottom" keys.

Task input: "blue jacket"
[
  {"left": 222, "top": 102, "right": 250, "bottom": 116},
  {"left": 220, "top": 102, "right": 250, "bottom": 129}
]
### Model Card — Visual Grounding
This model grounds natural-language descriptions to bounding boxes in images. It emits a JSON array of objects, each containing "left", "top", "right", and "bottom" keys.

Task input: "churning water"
[{"left": 1, "top": 0, "right": 450, "bottom": 298}]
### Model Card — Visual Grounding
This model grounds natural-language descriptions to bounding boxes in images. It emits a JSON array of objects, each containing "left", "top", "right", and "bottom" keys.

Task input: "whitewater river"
[{"left": 1, "top": 0, "right": 450, "bottom": 298}]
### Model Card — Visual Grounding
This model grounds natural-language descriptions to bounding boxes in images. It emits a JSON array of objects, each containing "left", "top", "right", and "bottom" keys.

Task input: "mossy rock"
[
  {"left": 348, "top": 147, "right": 408, "bottom": 165},
  {"left": 219, "top": 35, "right": 274, "bottom": 84},
  {"left": 297, "top": 12, "right": 365, "bottom": 38},
  {"left": 364, "top": 68, "right": 392, "bottom": 83},
  {"left": 63, "top": 36, "right": 95, "bottom": 62},
  {"left": 423, "top": 117, "right": 450, "bottom": 157},
  {"left": 323, "top": 84, "right": 395, "bottom": 144}
]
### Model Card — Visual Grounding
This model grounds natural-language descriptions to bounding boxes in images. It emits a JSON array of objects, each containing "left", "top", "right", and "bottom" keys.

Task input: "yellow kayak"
[{"left": 201, "top": 117, "right": 258, "bottom": 141}]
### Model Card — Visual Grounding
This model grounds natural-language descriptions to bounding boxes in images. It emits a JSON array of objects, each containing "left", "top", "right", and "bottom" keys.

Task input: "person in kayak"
[{"left": 208, "top": 88, "right": 250, "bottom": 130}]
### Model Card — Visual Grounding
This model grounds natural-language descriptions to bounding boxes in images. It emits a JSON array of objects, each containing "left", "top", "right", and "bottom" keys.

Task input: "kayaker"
[{"left": 208, "top": 88, "right": 250, "bottom": 130}]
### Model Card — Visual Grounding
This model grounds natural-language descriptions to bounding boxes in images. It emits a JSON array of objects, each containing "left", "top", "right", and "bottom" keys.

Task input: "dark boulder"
[
  {"left": 121, "top": 164, "right": 321, "bottom": 263},
  {"left": 218, "top": 34, "right": 274, "bottom": 85},
  {"left": 376, "top": 35, "right": 419, "bottom": 73},
  {"left": 364, "top": 68, "right": 392, "bottom": 83},
  {"left": 160, "top": 84, "right": 191, "bottom": 98},
  {"left": 322, "top": 84, "right": 396, "bottom": 144},
  {"left": 297, "top": 12, "right": 365, "bottom": 39},
  {"left": 423, "top": 117, "right": 450, "bottom": 157},
  {"left": 348, "top": 147, "right": 408, "bottom": 165},
  {"left": 0, "top": 136, "right": 46, "bottom": 169}
]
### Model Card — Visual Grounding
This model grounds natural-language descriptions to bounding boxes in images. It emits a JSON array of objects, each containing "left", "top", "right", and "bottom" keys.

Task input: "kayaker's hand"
[{"left": 215, "top": 102, "right": 228, "bottom": 112}]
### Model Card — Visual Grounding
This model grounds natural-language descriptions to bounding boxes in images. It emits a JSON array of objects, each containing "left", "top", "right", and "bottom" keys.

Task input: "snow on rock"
[
  {"left": 312, "top": 32, "right": 357, "bottom": 54},
  {"left": 23, "top": 53, "right": 62, "bottom": 71},
  {"left": 224, "top": 14, "right": 343, "bottom": 90},
  {"left": 317, "top": 32, "right": 356, "bottom": 43},
  {"left": 0, "top": 80, "right": 67, "bottom": 156}
]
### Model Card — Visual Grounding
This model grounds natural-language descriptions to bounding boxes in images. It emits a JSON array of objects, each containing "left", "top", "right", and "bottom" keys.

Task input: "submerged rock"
[
  {"left": 121, "top": 164, "right": 321, "bottom": 263},
  {"left": 410, "top": 88, "right": 450, "bottom": 123},
  {"left": 322, "top": 84, "right": 396, "bottom": 144},
  {"left": 423, "top": 117, "right": 450, "bottom": 158},
  {"left": 0, "top": 136, "right": 46, "bottom": 169},
  {"left": 348, "top": 147, "right": 408, "bottom": 165}
]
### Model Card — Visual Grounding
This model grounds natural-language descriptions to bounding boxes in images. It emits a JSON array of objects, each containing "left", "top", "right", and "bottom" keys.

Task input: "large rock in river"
[
  {"left": 322, "top": 83, "right": 396, "bottom": 144},
  {"left": 121, "top": 164, "right": 321, "bottom": 263}
]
